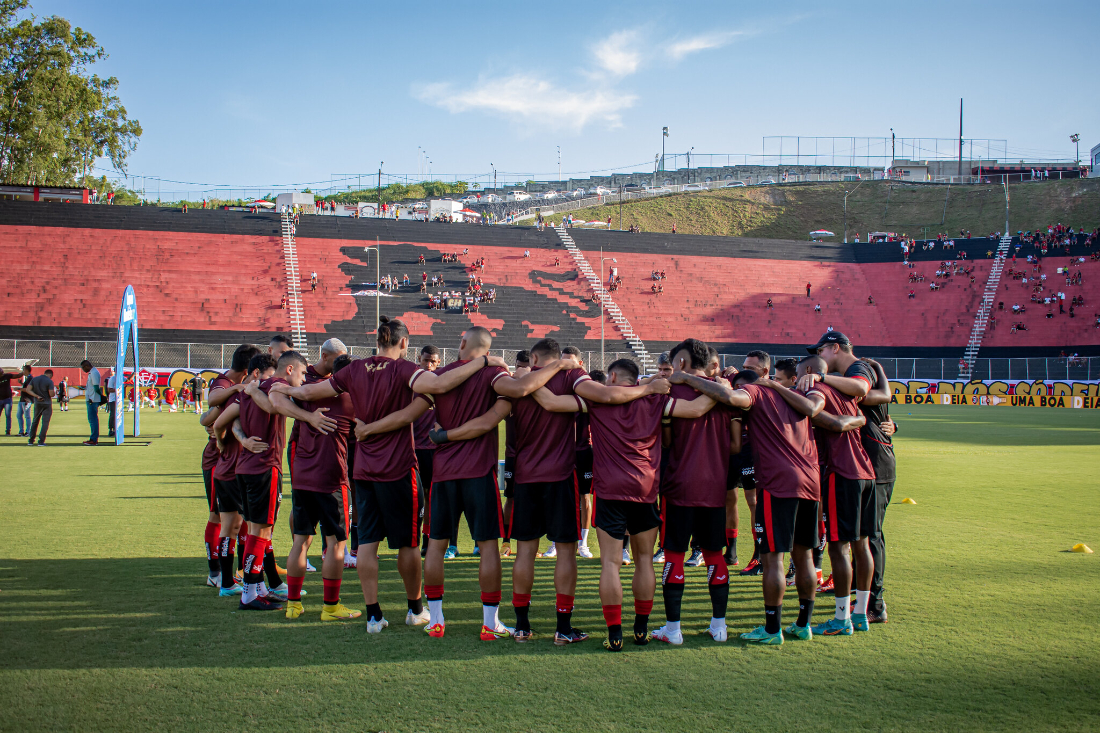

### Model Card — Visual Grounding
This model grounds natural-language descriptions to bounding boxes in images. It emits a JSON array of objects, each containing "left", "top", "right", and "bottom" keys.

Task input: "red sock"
[
  {"left": 287, "top": 575, "right": 304, "bottom": 601},
  {"left": 481, "top": 590, "right": 502, "bottom": 605},
  {"left": 662, "top": 551, "right": 686, "bottom": 585},
  {"left": 426, "top": 584, "right": 444, "bottom": 601},
  {"left": 725, "top": 528, "right": 738, "bottom": 540},
  {"left": 512, "top": 592, "right": 531, "bottom": 608},
  {"left": 602, "top": 604, "right": 622, "bottom": 627},
  {"left": 702, "top": 550, "right": 729, "bottom": 584},
  {"left": 204, "top": 521, "right": 219, "bottom": 560},
  {"left": 323, "top": 577, "right": 340, "bottom": 605},
  {"left": 555, "top": 593, "right": 574, "bottom": 613},
  {"left": 634, "top": 598, "right": 653, "bottom": 616},
  {"left": 243, "top": 535, "right": 262, "bottom": 581}
]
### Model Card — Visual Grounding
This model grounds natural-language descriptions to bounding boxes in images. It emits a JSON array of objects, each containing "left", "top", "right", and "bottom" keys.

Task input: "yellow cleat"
[
  {"left": 285, "top": 601, "right": 304, "bottom": 619},
  {"left": 320, "top": 603, "right": 362, "bottom": 621}
]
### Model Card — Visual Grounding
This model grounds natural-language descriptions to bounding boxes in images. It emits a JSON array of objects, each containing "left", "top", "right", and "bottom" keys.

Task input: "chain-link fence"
[{"left": 2, "top": 339, "right": 1096, "bottom": 380}]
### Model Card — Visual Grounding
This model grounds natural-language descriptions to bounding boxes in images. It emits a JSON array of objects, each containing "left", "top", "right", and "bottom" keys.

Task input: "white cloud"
[
  {"left": 592, "top": 30, "right": 642, "bottom": 77},
  {"left": 414, "top": 75, "right": 636, "bottom": 131},
  {"left": 667, "top": 30, "right": 745, "bottom": 60}
]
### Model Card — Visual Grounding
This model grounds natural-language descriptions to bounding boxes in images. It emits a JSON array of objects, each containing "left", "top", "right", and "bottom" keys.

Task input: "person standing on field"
[{"left": 81, "top": 361, "right": 102, "bottom": 445}]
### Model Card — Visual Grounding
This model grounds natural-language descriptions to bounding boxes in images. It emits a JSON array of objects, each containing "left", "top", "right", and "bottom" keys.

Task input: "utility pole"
[
  {"left": 377, "top": 162, "right": 383, "bottom": 213},
  {"left": 557, "top": 146, "right": 561, "bottom": 187},
  {"left": 491, "top": 163, "right": 496, "bottom": 191},
  {"left": 958, "top": 98, "right": 964, "bottom": 179},
  {"left": 661, "top": 127, "right": 668, "bottom": 171},
  {"left": 890, "top": 128, "right": 895, "bottom": 178},
  {"left": 1003, "top": 179, "right": 1009, "bottom": 236},
  {"left": 618, "top": 184, "right": 623, "bottom": 230},
  {"left": 1070, "top": 134, "right": 1081, "bottom": 167}
]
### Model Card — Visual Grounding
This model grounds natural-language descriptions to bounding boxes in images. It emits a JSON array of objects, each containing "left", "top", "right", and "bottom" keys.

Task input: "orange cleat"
[
  {"left": 425, "top": 622, "right": 446, "bottom": 638},
  {"left": 818, "top": 574, "right": 834, "bottom": 593}
]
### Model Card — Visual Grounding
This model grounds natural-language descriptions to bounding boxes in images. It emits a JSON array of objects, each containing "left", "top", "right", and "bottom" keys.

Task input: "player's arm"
[
  {"left": 354, "top": 397, "right": 431, "bottom": 441},
  {"left": 667, "top": 372, "right": 751, "bottom": 408},
  {"left": 819, "top": 372, "right": 871, "bottom": 399},
  {"left": 231, "top": 418, "right": 269, "bottom": 453},
  {"left": 531, "top": 387, "right": 583, "bottom": 413},
  {"left": 574, "top": 377, "right": 669, "bottom": 405},
  {"left": 668, "top": 393, "right": 717, "bottom": 418},
  {"left": 859, "top": 359, "right": 892, "bottom": 406},
  {"left": 268, "top": 390, "right": 337, "bottom": 434},
  {"left": 206, "top": 383, "right": 242, "bottom": 408},
  {"left": 811, "top": 410, "right": 866, "bottom": 433},
  {"left": 429, "top": 399, "right": 511, "bottom": 444},
  {"left": 411, "top": 354, "right": 508, "bottom": 395},
  {"left": 730, "top": 419, "right": 742, "bottom": 454},
  {"left": 755, "top": 378, "right": 825, "bottom": 417},
  {"left": 272, "top": 379, "right": 338, "bottom": 402},
  {"left": 492, "top": 357, "right": 579, "bottom": 398},
  {"left": 212, "top": 401, "right": 240, "bottom": 434},
  {"left": 198, "top": 404, "right": 221, "bottom": 427}
]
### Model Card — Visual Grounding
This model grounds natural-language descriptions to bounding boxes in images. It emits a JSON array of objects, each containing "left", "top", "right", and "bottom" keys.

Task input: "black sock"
[
  {"left": 556, "top": 610, "right": 572, "bottom": 636},
  {"left": 728, "top": 537, "right": 737, "bottom": 555},
  {"left": 262, "top": 547, "right": 282, "bottom": 588},
  {"left": 708, "top": 582, "right": 729, "bottom": 619},
  {"left": 797, "top": 598, "right": 815, "bottom": 627},
  {"left": 662, "top": 583, "right": 685, "bottom": 623},
  {"left": 514, "top": 604, "right": 531, "bottom": 632},
  {"left": 633, "top": 614, "right": 649, "bottom": 637},
  {"left": 607, "top": 623, "right": 623, "bottom": 642},
  {"left": 407, "top": 597, "right": 423, "bottom": 615},
  {"left": 367, "top": 602, "right": 383, "bottom": 621},
  {"left": 349, "top": 525, "right": 358, "bottom": 553},
  {"left": 237, "top": 540, "right": 245, "bottom": 572},
  {"left": 765, "top": 604, "right": 782, "bottom": 634},
  {"left": 421, "top": 533, "right": 429, "bottom": 553},
  {"left": 219, "top": 546, "right": 235, "bottom": 589}
]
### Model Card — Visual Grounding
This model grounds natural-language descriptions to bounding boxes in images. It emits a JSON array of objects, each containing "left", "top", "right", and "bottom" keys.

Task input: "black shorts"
[
  {"left": 822, "top": 472, "right": 876, "bottom": 542},
  {"left": 237, "top": 469, "right": 283, "bottom": 526},
  {"left": 755, "top": 490, "right": 819, "bottom": 554},
  {"left": 291, "top": 487, "right": 350, "bottom": 541},
  {"left": 355, "top": 469, "right": 423, "bottom": 549},
  {"left": 512, "top": 477, "right": 581, "bottom": 543},
  {"left": 203, "top": 468, "right": 216, "bottom": 513},
  {"left": 594, "top": 498, "right": 661, "bottom": 541},
  {"left": 214, "top": 476, "right": 244, "bottom": 516},
  {"left": 502, "top": 455, "right": 516, "bottom": 499},
  {"left": 663, "top": 504, "right": 726, "bottom": 553},
  {"left": 427, "top": 472, "right": 503, "bottom": 543},
  {"left": 574, "top": 448, "right": 594, "bottom": 495},
  {"left": 740, "top": 463, "right": 756, "bottom": 492},
  {"left": 415, "top": 448, "right": 435, "bottom": 491}
]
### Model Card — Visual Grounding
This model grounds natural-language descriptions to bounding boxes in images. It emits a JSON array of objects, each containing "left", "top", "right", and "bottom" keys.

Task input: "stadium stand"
[{"left": 1, "top": 200, "right": 1096, "bottom": 357}]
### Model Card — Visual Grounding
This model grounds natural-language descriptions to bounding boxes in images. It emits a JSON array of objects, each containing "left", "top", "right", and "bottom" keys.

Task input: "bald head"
[{"left": 461, "top": 326, "right": 492, "bottom": 356}]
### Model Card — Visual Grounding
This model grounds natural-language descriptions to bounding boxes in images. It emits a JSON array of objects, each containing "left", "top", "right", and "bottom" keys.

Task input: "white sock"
[
  {"left": 835, "top": 596, "right": 851, "bottom": 621},
  {"left": 710, "top": 617, "right": 726, "bottom": 630},
  {"left": 666, "top": 620, "right": 681, "bottom": 635},
  {"left": 428, "top": 599, "right": 444, "bottom": 626},
  {"left": 242, "top": 583, "right": 258, "bottom": 603},
  {"left": 482, "top": 603, "right": 500, "bottom": 629},
  {"left": 854, "top": 590, "right": 871, "bottom": 616},
  {"left": 580, "top": 528, "right": 589, "bottom": 546}
]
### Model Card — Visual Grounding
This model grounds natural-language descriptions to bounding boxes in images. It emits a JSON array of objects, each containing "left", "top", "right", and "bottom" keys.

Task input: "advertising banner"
[
  {"left": 888, "top": 379, "right": 1100, "bottom": 409},
  {"left": 114, "top": 286, "right": 140, "bottom": 443}
]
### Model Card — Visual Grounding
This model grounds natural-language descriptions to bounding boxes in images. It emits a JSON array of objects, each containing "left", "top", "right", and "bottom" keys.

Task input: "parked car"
[
  {"left": 721, "top": 181, "right": 746, "bottom": 188},
  {"left": 482, "top": 194, "right": 502, "bottom": 203},
  {"left": 569, "top": 188, "right": 586, "bottom": 197},
  {"left": 682, "top": 184, "right": 706, "bottom": 192},
  {"left": 592, "top": 186, "right": 613, "bottom": 195},
  {"left": 622, "top": 183, "right": 641, "bottom": 190},
  {"left": 645, "top": 186, "right": 672, "bottom": 194},
  {"left": 755, "top": 179, "right": 776, "bottom": 185}
]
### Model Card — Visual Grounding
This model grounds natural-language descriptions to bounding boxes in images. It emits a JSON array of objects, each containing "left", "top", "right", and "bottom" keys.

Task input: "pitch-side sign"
[{"left": 114, "top": 285, "right": 140, "bottom": 444}]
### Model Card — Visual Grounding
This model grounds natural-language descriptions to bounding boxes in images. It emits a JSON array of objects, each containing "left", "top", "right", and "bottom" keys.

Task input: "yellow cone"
[
  {"left": 1071, "top": 543, "right": 1093, "bottom": 554},
  {"left": 901, "top": 497, "right": 917, "bottom": 505}
]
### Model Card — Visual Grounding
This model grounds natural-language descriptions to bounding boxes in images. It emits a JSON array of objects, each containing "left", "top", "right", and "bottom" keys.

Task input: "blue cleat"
[
  {"left": 740, "top": 626, "right": 783, "bottom": 645},
  {"left": 812, "top": 617, "right": 854, "bottom": 636},
  {"left": 444, "top": 546, "right": 458, "bottom": 559},
  {"left": 219, "top": 584, "right": 243, "bottom": 597},
  {"left": 784, "top": 622, "right": 813, "bottom": 640},
  {"left": 851, "top": 613, "right": 869, "bottom": 632}
]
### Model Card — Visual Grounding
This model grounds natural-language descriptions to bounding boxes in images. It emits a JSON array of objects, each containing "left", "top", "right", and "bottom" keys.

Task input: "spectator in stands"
[
  {"left": 806, "top": 282, "right": 811, "bottom": 297},
  {"left": 815, "top": 303, "right": 822, "bottom": 311},
  {"left": 908, "top": 290, "right": 915, "bottom": 299},
  {"left": 671, "top": 223, "right": 677, "bottom": 234},
  {"left": 867, "top": 295, "right": 875, "bottom": 305},
  {"left": 766, "top": 298, "right": 773, "bottom": 309}
]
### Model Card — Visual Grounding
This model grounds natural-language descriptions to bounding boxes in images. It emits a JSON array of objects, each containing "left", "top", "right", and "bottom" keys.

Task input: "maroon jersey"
[
  {"left": 235, "top": 378, "right": 288, "bottom": 475},
  {"left": 329, "top": 356, "right": 428, "bottom": 482},
  {"left": 202, "top": 373, "right": 235, "bottom": 471},
  {"left": 413, "top": 405, "right": 436, "bottom": 451},
  {"left": 212, "top": 391, "right": 242, "bottom": 481},
  {"left": 662, "top": 381, "right": 735, "bottom": 507},
  {"left": 512, "top": 367, "right": 589, "bottom": 483},
  {"left": 432, "top": 361, "right": 510, "bottom": 482},
  {"left": 575, "top": 412, "right": 591, "bottom": 450},
  {"left": 586, "top": 393, "right": 673, "bottom": 503},
  {"left": 808, "top": 382, "right": 876, "bottom": 481},
  {"left": 738, "top": 383, "right": 819, "bottom": 501},
  {"left": 293, "top": 367, "right": 354, "bottom": 492}
]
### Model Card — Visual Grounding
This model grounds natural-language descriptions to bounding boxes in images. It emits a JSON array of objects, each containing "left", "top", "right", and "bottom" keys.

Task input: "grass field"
[
  {"left": 2, "top": 404, "right": 1099, "bottom": 731},
  {"left": 545, "top": 178, "right": 1100, "bottom": 240}
]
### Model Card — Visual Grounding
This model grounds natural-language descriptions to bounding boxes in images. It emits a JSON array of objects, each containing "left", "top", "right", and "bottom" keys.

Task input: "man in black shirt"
[
  {"left": 0, "top": 368, "right": 18, "bottom": 435},
  {"left": 25, "top": 369, "right": 56, "bottom": 446}
]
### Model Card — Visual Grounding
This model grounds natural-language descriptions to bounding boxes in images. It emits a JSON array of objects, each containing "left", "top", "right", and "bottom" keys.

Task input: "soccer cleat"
[
  {"left": 621, "top": 549, "right": 631, "bottom": 566},
  {"left": 480, "top": 624, "right": 513, "bottom": 641},
  {"left": 206, "top": 574, "right": 221, "bottom": 588},
  {"left": 812, "top": 617, "right": 854, "bottom": 636},
  {"left": 472, "top": 546, "right": 481, "bottom": 557},
  {"left": 513, "top": 629, "right": 535, "bottom": 643},
  {"left": 425, "top": 622, "right": 446, "bottom": 638},
  {"left": 234, "top": 570, "right": 243, "bottom": 584},
  {"left": 554, "top": 628, "right": 589, "bottom": 645},
  {"left": 343, "top": 553, "right": 357, "bottom": 569},
  {"left": 218, "top": 583, "right": 243, "bottom": 597},
  {"left": 784, "top": 622, "right": 813, "bottom": 640},
  {"left": 500, "top": 542, "right": 512, "bottom": 558},
  {"left": 739, "top": 558, "right": 762, "bottom": 575},
  {"left": 784, "top": 560, "right": 796, "bottom": 585},
  {"left": 652, "top": 547, "right": 665, "bottom": 564},
  {"left": 633, "top": 630, "right": 651, "bottom": 646},
  {"left": 652, "top": 625, "right": 684, "bottom": 645},
  {"left": 685, "top": 549, "right": 704, "bottom": 567},
  {"left": 285, "top": 601, "right": 305, "bottom": 619},
  {"left": 321, "top": 603, "right": 361, "bottom": 621},
  {"left": 239, "top": 596, "right": 284, "bottom": 611},
  {"left": 265, "top": 583, "right": 304, "bottom": 602},
  {"left": 603, "top": 636, "right": 623, "bottom": 652},
  {"left": 405, "top": 608, "right": 430, "bottom": 626},
  {"left": 366, "top": 616, "right": 389, "bottom": 634},
  {"left": 443, "top": 546, "right": 458, "bottom": 559},
  {"left": 818, "top": 574, "right": 835, "bottom": 593},
  {"left": 542, "top": 543, "right": 557, "bottom": 558},
  {"left": 740, "top": 626, "right": 783, "bottom": 645},
  {"left": 851, "top": 613, "right": 869, "bottom": 632},
  {"left": 577, "top": 545, "right": 593, "bottom": 559},
  {"left": 868, "top": 608, "right": 889, "bottom": 624},
  {"left": 305, "top": 559, "right": 318, "bottom": 572},
  {"left": 708, "top": 622, "right": 728, "bottom": 642}
]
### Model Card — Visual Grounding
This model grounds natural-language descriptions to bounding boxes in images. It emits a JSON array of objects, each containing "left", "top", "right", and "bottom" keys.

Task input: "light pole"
[
  {"left": 377, "top": 162, "right": 383, "bottom": 213},
  {"left": 557, "top": 145, "right": 561, "bottom": 187},
  {"left": 1003, "top": 179, "right": 1009, "bottom": 236},
  {"left": 364, "top": 239, "right": 381, "bottom": 340},
  {"left": 661, "top": 127, "right": 668, "bottom": 172},
  {"left": 618, "top": 184, "right": 623, "bottom": 230},
  {"left": 890, "top": 128, "right": 895, "bottom": 178},
  {"left": 1070, "top": 134, "right": 1081, "bottom": 167},
  {"left": 491, "top": 163, "right": 496, "bottom": 191}
]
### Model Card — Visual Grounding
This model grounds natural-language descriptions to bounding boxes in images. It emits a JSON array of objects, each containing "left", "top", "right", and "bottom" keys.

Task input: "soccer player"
[
  {"left": 724, "top": 369, "right": 759, "bottom": 566},
  {"left": 531, "top": 359, "right": 717, "bottom": 651},
  {"left": 413, "top": 345, "right": 442, "bottom": 557},
  {"left": 652, "top": 339, "right": 738, "bottom": 644},
  {"left": 736, "top": 350, "right": 770, "bottom": 576},
  {"left": 420, "top": 326, "right": 582, "bottom": 640},
  {"left": 500, "top": 350, "right": 531, "bottom": 560},
  {"left": 572, "top": 353, "right": 597, "bottom": 560},
  {"left": 857, "top": 358, "right": 897, "bottom": 624},
  {"left": 199, "top": 344, "right": 260, "bottom": 592},
  {"left": 268, "top": 334, "right": 293, "bottom": 359}
]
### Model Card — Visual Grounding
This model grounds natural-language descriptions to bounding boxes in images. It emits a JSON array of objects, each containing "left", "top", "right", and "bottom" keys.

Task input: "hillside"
[{"left": 546, "top": 178, "right": 1100, "bottom": 240}]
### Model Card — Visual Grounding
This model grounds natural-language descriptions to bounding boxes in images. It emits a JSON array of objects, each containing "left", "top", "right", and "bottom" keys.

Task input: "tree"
[{"left": 0, "top": 1, "right": 141, "bottom": 185}]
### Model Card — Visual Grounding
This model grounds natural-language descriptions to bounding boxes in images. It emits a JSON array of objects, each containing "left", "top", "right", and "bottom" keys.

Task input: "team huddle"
[{"left": 198, "top": 319, "right": 897, "bottom": 648}]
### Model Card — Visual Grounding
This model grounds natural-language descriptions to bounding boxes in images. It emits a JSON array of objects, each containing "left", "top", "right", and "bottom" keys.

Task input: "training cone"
[
  {"left": 901, "top": 497, "right": 917, "bottom": 505},
  {"left": 1071, "top": 543, "right": 1093, "bottom": 554}
]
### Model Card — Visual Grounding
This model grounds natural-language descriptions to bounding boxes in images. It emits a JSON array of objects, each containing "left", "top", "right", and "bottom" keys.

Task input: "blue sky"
[{"left": 30, "top": 0, "right": 1100, "bottom": 195}]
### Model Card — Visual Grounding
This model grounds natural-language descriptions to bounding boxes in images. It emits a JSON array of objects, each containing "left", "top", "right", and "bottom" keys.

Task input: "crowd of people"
[{"left": 191, "top": 322, "right": 897, "bottom": 650}]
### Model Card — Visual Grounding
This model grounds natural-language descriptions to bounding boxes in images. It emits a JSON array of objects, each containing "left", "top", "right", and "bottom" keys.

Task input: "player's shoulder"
[{"left": 844, "top": 360, "right": 875, "bottom": 382}]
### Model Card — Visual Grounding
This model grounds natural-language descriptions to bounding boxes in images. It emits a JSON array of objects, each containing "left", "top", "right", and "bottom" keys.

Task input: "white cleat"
[
  {"left": 652, "top": 625, "right": 684, "bottom": 645},
  {"left": 621, "top": 549, "right": 632, "bottom": 566},
  {"left": 305, "top": 559, "right": 318, "bottom": 572},
  {"left": 366, "top": 616, "right": 389, "bottom": 634},
  {"left": 542, "top": 543, "right": 557, "bottom": 558},
  {"left": 406, "top": 608, "right": 430, "bottom": 626},
  {"left": 577, "top": 545, "right": 593, "bottom": 559},
  {"left": 493, "top": 622, "right": 516, "bottom": 637},
  {"left": 708, "top": 622, "right": 728, "bottom": 642},
  {"left": 343, "top": 553, "right": 357, "bottom": 569},
  {"left": 206, "top": 574, "right": 221, "bottom": 588}
]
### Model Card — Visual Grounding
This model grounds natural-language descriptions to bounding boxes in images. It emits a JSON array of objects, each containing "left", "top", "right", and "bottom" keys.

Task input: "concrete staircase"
[
  {"left": 960, "top": 234, "right": 1012, "bottom": 378},
  {"left": 280, "top": 212, "right": 307, "bottom": 349},
  {"left": 553, "top": 224, "right": 652, "bottom": 371}
]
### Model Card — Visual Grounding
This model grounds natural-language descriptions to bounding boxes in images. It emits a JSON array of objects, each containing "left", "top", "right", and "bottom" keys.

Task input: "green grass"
[
  {"left": 2, "top": 405, "right": 1099, "bottom": 731},
  {"left": 546, "top": 178, "right": 1100, "bottom": 240}
]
